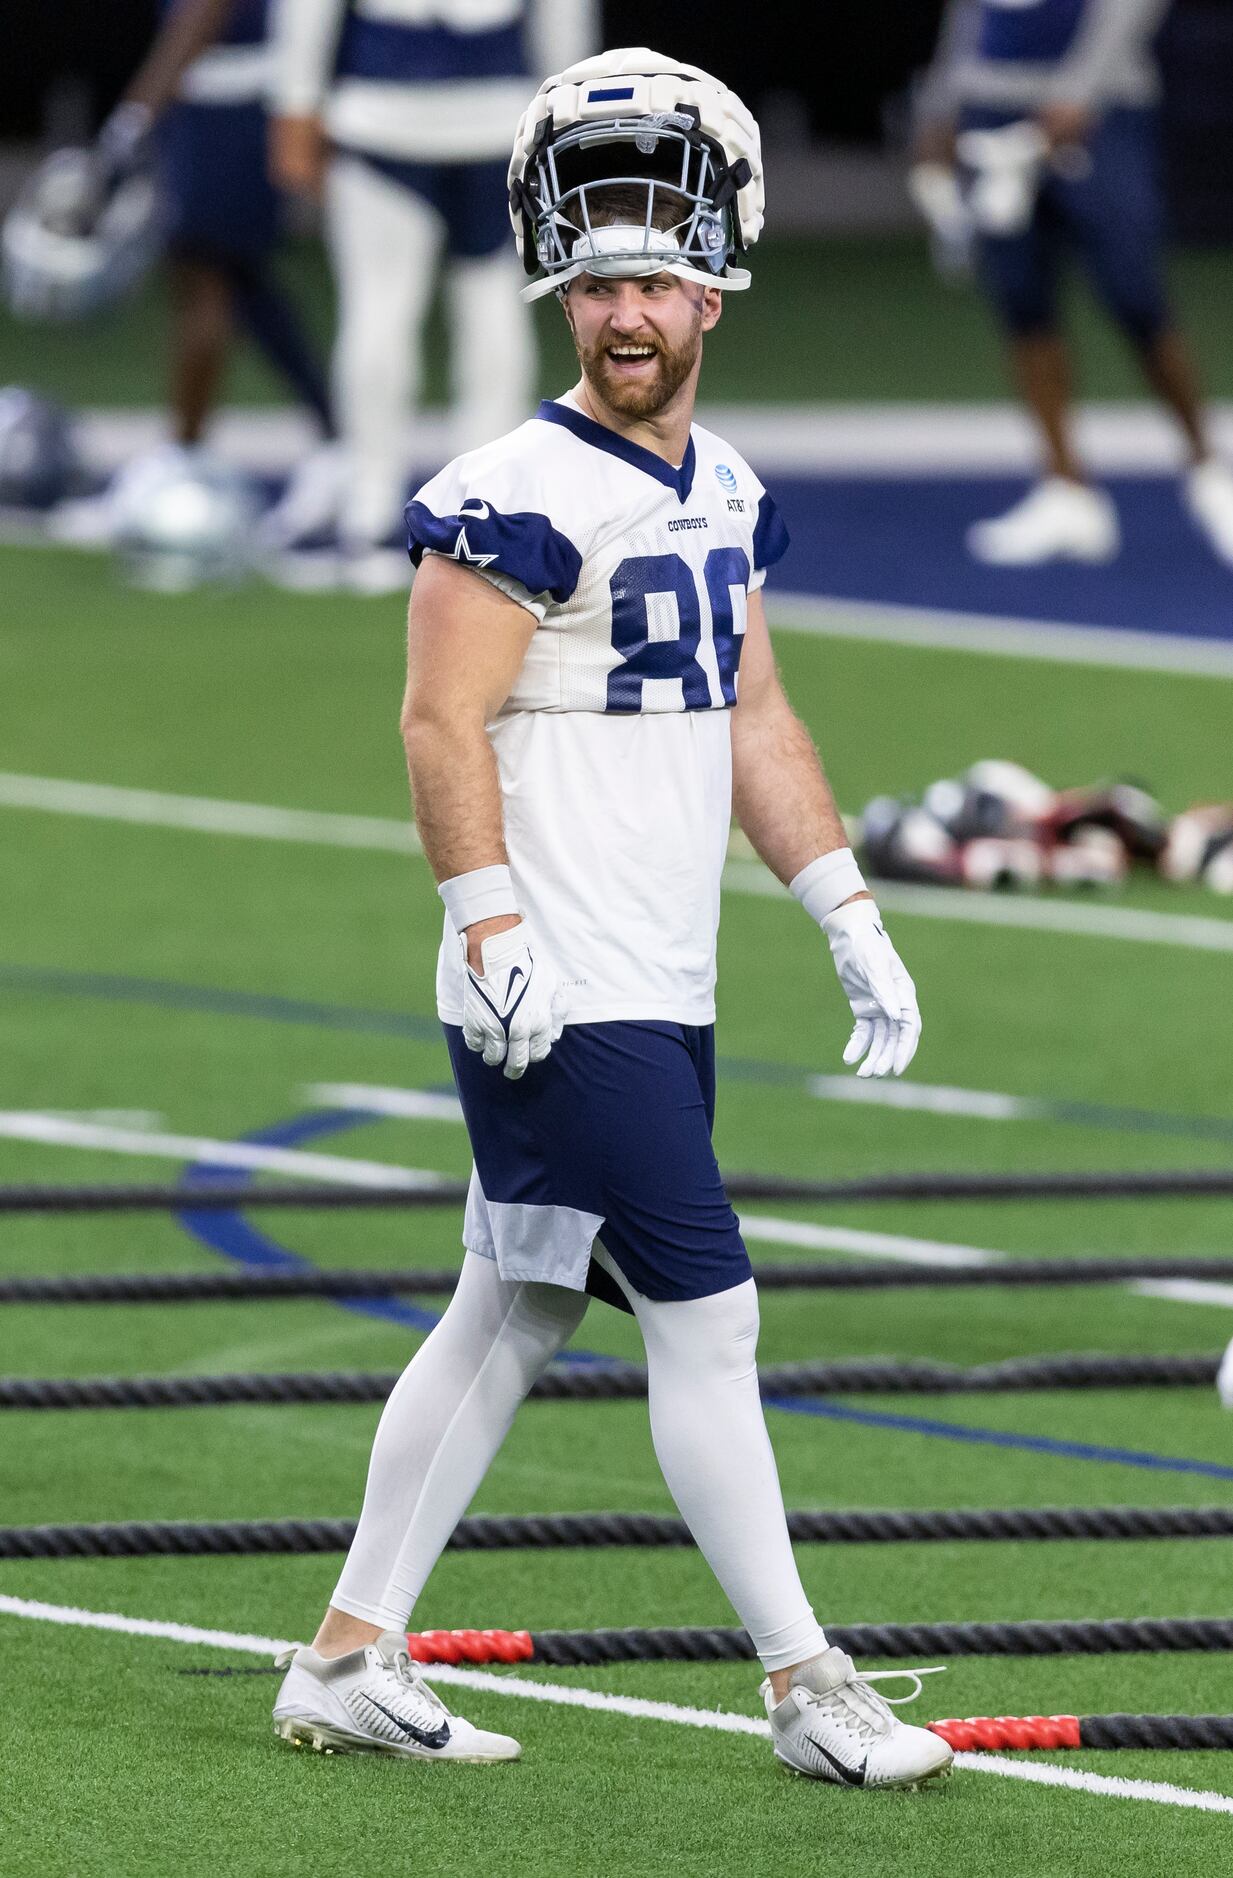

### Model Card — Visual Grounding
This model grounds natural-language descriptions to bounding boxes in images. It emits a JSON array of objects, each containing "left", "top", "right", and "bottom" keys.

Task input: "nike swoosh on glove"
[
  {"left": 821, "top": 900, "right": 921, "bottom": 1079},
  {"left": 461, "top": 922, "right": 565, "bottom": 1081}
]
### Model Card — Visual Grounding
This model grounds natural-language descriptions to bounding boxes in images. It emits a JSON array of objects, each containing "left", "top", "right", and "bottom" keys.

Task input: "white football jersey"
[{"left": 406, "top": 390, "right": 789, "bottom": 1027}]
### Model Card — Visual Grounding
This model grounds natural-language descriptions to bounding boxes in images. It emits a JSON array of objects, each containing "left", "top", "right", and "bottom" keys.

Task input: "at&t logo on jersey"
[{"left": 715, "top": 463, "right": 738, "bottom": 490}]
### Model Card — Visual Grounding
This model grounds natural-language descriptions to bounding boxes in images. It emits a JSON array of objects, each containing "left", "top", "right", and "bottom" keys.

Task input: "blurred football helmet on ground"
[
  {"left": 107, "top": 444, "right": 259, "bottom": 590},
  {"left": 0, "top": 387, "right": 82, "bottom": 509}
]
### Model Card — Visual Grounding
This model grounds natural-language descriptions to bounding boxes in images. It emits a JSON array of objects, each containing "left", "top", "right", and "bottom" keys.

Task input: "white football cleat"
[
  {"left": 967, "top": 478, "right": 1119, "bottom": 565},
  {"left": 762, "top": 1647, "right": 952, "bottom": 1791},
  {"left": 1185, "top": 459, "right": 1233, "bottom": 566},
  {"left": 272, "top": 1629, "right": 521, "bottom": 1763}
]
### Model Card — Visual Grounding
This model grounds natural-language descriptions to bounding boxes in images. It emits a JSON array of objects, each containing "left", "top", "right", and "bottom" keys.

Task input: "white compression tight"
[
  {"left": 325, "top": 154, "right": 535, "bottom": 545},
  {"left": 331, "top": 1247, "right": 828, "bottom": 1674}
]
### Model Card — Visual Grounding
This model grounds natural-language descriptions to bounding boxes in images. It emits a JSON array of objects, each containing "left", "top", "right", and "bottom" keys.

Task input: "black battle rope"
[
  {"left": 931, "top": 1712, "right": 1233, "bottom": 1751},
  {"left": 13, "top": 1254, "right": 1233, "bottom": 1305},
  {"left": 0, "top": 1351, "right": 1218, "bottom": 1411},
  {"left": 5, "top": 1167, "right": 1233, "bottom": 1213},
  {"left": 175, "top": 1615, "right": 1233, "bottom": 1669},
  {"left": 9, "top": 1502, "right": 1233, "bottom": 1560}
]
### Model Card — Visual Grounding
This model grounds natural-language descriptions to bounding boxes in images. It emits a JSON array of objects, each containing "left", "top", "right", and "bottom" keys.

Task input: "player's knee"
[
  {"left": 517, "top": 1280, "right": 589, "bottom": 1352},
  {"left": 640, "top": 1277, "right": 762, "bottom": 1384}
]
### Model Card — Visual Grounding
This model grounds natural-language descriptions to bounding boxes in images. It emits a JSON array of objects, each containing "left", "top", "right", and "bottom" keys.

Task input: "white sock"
[
  {"left": 594, "top": 1247, "right": 829, "bottom": 1674},
  {"left": 331, "top": 1250, "right": 588, "bottom": 1628}
]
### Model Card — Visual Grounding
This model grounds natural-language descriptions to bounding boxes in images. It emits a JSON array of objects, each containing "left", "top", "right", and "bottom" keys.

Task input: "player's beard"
[{"left": 575, "top": 309, "right": 703, "bottom": 419}]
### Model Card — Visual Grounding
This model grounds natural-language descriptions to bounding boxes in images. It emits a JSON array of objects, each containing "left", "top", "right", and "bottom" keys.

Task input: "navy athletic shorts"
[
  {"left": 444, "top": 1019, "right": 752, "bottom": 1307},
  {"left": 350, "top": 151, "right": 510, "bottom": 259},
  {"left": 160, "top": 99, "right": 280, "bottom": 263},
  {"left": 964, "top": 105, "right": 1171, "bottom": 345}
]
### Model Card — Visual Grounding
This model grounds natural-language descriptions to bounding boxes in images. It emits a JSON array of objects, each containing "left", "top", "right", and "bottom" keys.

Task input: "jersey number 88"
[{"left": 607, "top": 548, "right": 751, "bottom": 713}]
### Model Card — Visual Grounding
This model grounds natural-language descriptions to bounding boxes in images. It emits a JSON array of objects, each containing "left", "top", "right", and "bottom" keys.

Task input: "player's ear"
[{"left": 701, "top": 287, "right": 723, "bottom": 333}]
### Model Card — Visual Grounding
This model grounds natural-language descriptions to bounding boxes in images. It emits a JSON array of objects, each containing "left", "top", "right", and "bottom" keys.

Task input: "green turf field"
[
  {"left": 3, "top": 543, "right": 1233, "bottom": 1874},
  {"left": 5, "top": 233, "right": 1233, "bottom": 410}
]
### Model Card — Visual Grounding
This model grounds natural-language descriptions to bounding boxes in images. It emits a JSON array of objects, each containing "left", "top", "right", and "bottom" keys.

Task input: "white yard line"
[
  {"left": 767, "top": 592, "right": 1233, "bottom": 681},
  {"left": 807, "top": 1076, "right": 1037, "bottom": 1120},
  {"left": 0, "top": 1113, "right": 446, "bottom": 1190},
  {"left": 0, "top": 772, "right": 422, "bottom": 855},
  {"left": 1132, "top": 1280, "right": 1233, "bottom": 1310},
  {"left": 6, "top": 1108, "right": 1231, "bottom": 1310},
  {"left": 724, "top": 856, "right": 1233, "bottom": 953},
  {"left": 304, "top": 1082, "right": 464, "bottom": 1123},
  {"left": 738, "top": 1213, "right": 997, "bottom": 1270},
  {"left": 2, "top": 1594, "right": 1231, "bottom": 1815},
  {"left": 315, "top": 1072, "right": 1038, "bottom": 1127},
  {"left": 5, "top": 770, "right": 1233, "bottom": 954},
  {"left": 75, "top": 402, "right": 1233, "bottom": 479}
]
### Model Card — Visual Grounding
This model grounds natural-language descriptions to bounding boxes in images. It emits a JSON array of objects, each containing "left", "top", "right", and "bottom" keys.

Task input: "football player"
[
  {"left": 46, "top": 0, "right": 339, "bottom": 547},
  {"left": 268, "top": 0, "right": 596, "bottom": 590},
  {"left": 914, "top": 0, "right": 1233, "bottom": 566},
  {"left": 271, "top": 49, "right": 951, "bottom": 1791}
]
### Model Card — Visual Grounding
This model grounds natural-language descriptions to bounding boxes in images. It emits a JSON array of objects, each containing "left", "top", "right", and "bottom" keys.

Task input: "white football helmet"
[
  {"left": 2, "top": 145, "right": 163, "bottom": 323},
  {"left": 108, "top": 445, "right": 259, "bottom": 591},
  {"left": 508, "top": 47, "right": 763, "bottom": 302}
]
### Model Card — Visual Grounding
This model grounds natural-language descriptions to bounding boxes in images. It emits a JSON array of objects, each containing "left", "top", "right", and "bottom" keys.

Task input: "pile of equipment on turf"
[{"left": 861, "top": 759, "right": 1233, "bottom": 895}]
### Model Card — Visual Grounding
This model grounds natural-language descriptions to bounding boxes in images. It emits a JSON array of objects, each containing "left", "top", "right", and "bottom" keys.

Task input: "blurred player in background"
[
  {"left": 270, "top": 47, "right": 952, "bottom": 1793},
  {"left": 914, "top": 0, "right": 1233, "bottom": 567},
  {"left": 267, "top": 0, "right": 596, "bottom": 591},
  {"left": 59, "top": 0, "right": 337, "bottom": 540}
]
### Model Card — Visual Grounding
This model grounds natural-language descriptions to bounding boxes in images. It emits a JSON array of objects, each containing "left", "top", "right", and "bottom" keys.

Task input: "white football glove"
[
  {"left": 460, "top": 921, "right": 564, "bottom": 1081},
  {"left": 821, "top": 900, "right": 921, "bottom": 1079}
]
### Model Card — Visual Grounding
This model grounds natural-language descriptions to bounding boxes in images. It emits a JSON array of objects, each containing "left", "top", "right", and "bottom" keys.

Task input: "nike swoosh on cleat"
[
  {"left": 362, "top": 1694, "right": 451, "bottom": 1750},
  {"left": 803, "top": 1735, "right": 867, "bottom": 1786}
]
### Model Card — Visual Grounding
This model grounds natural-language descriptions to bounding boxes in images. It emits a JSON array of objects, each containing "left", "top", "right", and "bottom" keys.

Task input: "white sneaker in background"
[
  {"left": 967, "top": 477, "right": 1120, "bottom": 566},
  {"left": 342, "top": 538, "right": 411, "bottom": 595},
  {"left": 47, "top": 442, "right": 204, "bottom": 548},
  {"left": 762, "top": 1646, "right": 952, "bottom": 1791},
  {"left": 1185, "top": 459, "right": 1233, "bottom": 566},
  {"left": 258, "top": 441, "right": 348, "bottom": 552},
  {"left": 272, "top": 1628, "right": 521, "bottom": 1762}
]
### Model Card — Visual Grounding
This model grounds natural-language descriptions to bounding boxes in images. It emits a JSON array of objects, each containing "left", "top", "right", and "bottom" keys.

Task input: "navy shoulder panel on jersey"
[
  {"left": 752, "top": 491, "right": 790, "bottom": 572},
  {"left": 405, "top": 499, "right": 583, "bottom": 603}
]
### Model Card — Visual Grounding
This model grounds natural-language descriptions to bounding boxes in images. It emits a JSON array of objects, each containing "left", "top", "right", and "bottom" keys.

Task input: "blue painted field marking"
[
  {"left": 174, "top": 1107, "right": 605, "bottom": 1365},
  {"left": 6, "top": 962, "right": 1233, "bottom": 1146},
  {"left": 176, "top": 1110, "right": 441, "bottom": 1333},
  {"left": 170, "top": 1108, "right": 1233, "bottom": 1476},
  {"left": 767, "top": 1397, "right": 1233, "bottom": 1483}
]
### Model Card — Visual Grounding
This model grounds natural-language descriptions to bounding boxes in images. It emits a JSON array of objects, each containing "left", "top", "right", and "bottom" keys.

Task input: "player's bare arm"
[
  {"left": 402, "top": 552, "right": 534, "bottom": 953},
  {"left": 402, "top": 552, "right": 563, "bottom": 1078},
  {"left": 732, "top": 591, "right": 921, "bottom": 1079},
  {"left": 730, "top": 590, "right": 856, "bottom": 885}
]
